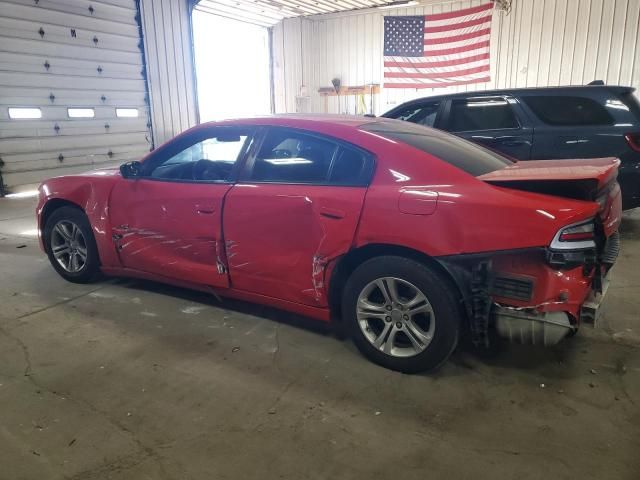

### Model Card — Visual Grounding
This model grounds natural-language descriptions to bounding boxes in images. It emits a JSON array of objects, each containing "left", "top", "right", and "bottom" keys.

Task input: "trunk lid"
[{"left": 480, "top": 157, "right": 622, "bottom": 237}]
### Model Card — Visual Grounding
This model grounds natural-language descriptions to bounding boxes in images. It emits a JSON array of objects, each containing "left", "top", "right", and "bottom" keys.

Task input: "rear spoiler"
[{"left": 587, "top": 80, "right": 635, "bottom": 94}]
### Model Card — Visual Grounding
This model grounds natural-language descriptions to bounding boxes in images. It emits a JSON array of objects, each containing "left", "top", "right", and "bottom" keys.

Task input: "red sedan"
[{"left": 37, "top": 116, "right": 622, "bottom": 372}]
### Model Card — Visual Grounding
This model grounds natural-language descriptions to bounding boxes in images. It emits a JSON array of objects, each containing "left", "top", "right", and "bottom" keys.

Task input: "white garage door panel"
[
  {"left": 4, "top": 147, "right": 149, "bottom": 172},
  {"left": 6, "top": 160, "right": 124, "bottom": 187},
  {"left": 0, "top": 18, "right": 142, "bottom": 52},
  {"left": 3, "top": 143, "right": 148, "bottom": 165},
  {"left": 0, "top": 119, "right": 150, "bottom": 139},
  {"left": 1, "top": 107, "right": 148, "bottom": 122},
  {"left": 0, "top": 92, "right": 147, "bottom": 107},
  {"left": 1, "top": 132, "right": 147, "bottom": 154},
  {"left": 0, "top": 89, "right": 146, "bottom": 107},
  {"left": 0, "top": 0, "right": 152, "bottom": 192},
  {"left": 0, "top": 71, "right": 145, "bottom": 92},
  {"left": 2, "top": 0, "right": 137, "bottom": 26},
  {"left": 0, "top": 36, "right": 143, "bottom": 64},
  {"left": 0, "top": 72, "right": 145, "bottom": 92},
  {"left": 0, "top": 57, "right": 144, "bottom": 80}
]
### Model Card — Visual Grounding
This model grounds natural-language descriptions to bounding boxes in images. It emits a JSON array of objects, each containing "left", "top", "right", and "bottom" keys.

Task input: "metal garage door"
[{"left": 0, "top": 0, "right": 152, "bottom": 193}]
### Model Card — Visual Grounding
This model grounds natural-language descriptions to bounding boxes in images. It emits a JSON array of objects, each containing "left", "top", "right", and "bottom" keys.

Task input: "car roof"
[
  {"left": 384, "top": 85, "right": 635, "bottom": 110},
  {"left": 199, "top": 114, "right": 380, "bottom": 130}
]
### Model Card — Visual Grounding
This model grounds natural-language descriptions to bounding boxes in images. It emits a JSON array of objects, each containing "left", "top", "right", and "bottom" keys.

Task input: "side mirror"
[{"left": 120, "top": 161, "right": 142, "bottom": 179}]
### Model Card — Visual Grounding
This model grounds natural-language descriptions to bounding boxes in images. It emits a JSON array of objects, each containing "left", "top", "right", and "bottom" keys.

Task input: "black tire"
[
  {"left": 342, "top": 256, "right": 460, "bottom": 373},
  {"left": 43, "top": 206, "right": 101, "bottom": 283}
]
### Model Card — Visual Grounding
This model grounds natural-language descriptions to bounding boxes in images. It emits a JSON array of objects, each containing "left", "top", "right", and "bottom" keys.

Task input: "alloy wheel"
[
  {"left": 356, "top": 277, "right": 435, "bottom": 358},
  {"left": 50, "top": 220, "right": 88, "bottom": 273}
]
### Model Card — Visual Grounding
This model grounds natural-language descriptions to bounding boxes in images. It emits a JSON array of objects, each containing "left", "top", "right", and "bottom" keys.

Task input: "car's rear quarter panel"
[{"left": 353, "top": 141, "right": 599, "bottom": 257}]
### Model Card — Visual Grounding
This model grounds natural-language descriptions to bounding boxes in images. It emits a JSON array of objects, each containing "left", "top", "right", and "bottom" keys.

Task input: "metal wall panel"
[
  {"left": 272, "top": 0, "right": 640, "bottom": 115},
  {"left": 0, "top": 0, "right": 152, "bottom": 190},
  {"left": 139, "top": 0, "right": 198, "bottom": 146}
]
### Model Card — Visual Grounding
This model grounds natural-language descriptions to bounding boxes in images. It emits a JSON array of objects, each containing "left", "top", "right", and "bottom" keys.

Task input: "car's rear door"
[
  {"left": 519, "top": 93, "right": 627, "bottom": 159},
  {"left": 109, "top": 126, "right": 254, "bottom": 287},
  {"left": 222, "top": 127, "right": 373, "bottom": 307},
  {"left": 441, "top": 95, "right": 533, "bottom": 160}
]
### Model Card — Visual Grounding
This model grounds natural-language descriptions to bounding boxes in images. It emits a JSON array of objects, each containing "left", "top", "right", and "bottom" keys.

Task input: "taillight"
[
  {"left": 550, "top": 219, "right": 596, "bottom": 250},
  {"left": 624, "top": 132, "right": 640, "bottom": 152}
]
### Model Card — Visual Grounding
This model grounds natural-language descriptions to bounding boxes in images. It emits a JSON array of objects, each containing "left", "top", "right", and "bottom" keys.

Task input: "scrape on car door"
[
  {"left": 109, "top": 127, "right": 254, "bottom": 287},
  {"left": 222, "top": 127, "right": 374, "bottom": 307}
]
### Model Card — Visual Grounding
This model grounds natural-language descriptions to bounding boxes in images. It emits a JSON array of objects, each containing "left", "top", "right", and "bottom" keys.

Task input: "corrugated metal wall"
[
  {"left": 139, "top": 0, "right": 198, "bottom": 146},
  {"left": 272, "top": 0, "right": 640, "bottom": 115},
  {"left": 0, "top": 0, "right": 152, "bottom": 190}
]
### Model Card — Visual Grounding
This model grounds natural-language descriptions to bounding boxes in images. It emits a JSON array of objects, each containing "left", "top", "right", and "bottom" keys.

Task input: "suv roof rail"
[{"left": 588, "top": 80, "right": 605, "bottom": 85}]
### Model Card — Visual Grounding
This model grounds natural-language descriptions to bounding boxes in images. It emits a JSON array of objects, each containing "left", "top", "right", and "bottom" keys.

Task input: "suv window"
[
  {"left": 249, "top": 128, "right": 371, "bottom": 185},
  {"left": 146, "top": 129, "right": 250, "bottom": 181},
  {"left": 522, "top": 96, "right": 613, "bottom": 126},
  {"left": 448, "top": 97, "right": 519, "bottom": 132},
  {"left": 390, "top": 101, "right": 440, "bottom": 127},
  {"left": 362, "top": 121, "right": 511, "bottom": 177}
]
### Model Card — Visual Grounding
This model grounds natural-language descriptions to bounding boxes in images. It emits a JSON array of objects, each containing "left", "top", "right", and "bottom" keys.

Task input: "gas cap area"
[{"left": 398, "top": 188, "right": 438, "bottom": 215}]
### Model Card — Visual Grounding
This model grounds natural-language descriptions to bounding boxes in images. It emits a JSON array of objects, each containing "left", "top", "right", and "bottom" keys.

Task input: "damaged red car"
[{"left": 37, "top": 116, "right": 621, "bottom": 372}]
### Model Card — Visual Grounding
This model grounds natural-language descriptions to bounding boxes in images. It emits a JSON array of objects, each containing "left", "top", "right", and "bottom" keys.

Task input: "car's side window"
[
  {"left": 392, "top": 101, "right": 441, "bottom": 127},
  {"left": 448, "top": 97, "right": 519, "bottom": 132},
  {"left": 328, "top": 146, "right": 368, "bottom": 184},
  {"left": 247, "top": 128, "right": 373, "bottom": 185},
  {"left": 249, "top": 129, "right": 337, "bottom": 183},
  {"left": 145, "top": 129, "right": 250, "bottom": 182},
  {"left": 521, "top": 96, "right": 614, "bottom": 126}
]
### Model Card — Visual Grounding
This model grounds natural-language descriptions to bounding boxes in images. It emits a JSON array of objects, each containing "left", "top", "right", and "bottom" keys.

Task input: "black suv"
[{"left": 383, "top": 85, "right": 640, "bottom": 209}]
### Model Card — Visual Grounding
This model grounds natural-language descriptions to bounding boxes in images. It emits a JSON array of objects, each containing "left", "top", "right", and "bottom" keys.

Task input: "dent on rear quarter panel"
[{"left": 38, "top": 171, "right": 121, "bottom": 268}]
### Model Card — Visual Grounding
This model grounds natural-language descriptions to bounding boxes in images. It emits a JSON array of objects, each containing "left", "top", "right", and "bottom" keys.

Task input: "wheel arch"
[
  {"left": 40, "top": 198, "right": 85, "bottom": 239},
  {"left": 327, "top": 243, "right": 467, "bottom": 324}
]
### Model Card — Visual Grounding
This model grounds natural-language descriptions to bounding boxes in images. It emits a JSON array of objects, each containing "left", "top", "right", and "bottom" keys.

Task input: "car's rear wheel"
[
  {"left": 44, "top": 206, "right": 100, "bottom": 283},
  {"left": 342, "top": 256, "right": 460, "bottom": 373}
]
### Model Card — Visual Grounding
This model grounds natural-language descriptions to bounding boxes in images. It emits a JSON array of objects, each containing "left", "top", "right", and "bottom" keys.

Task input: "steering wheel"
[{"left": 192, "top": 159, "right": 224, "bottom": 181}]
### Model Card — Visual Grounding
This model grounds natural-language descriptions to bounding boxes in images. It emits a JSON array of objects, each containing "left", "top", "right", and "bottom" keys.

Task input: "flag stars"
[{"left": 384, "top": 15, "right": 425, "bottom": 57}]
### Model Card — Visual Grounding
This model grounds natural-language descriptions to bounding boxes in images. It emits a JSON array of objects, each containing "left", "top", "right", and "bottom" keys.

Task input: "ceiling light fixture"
[{"left": 378, "top": 1, "right": 419, "bottom": 10}]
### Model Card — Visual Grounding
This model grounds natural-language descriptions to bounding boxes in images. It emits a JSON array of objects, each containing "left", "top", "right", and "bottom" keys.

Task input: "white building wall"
[
  {"left": 139, "top": 0, "right": 198, "bottom": 146},
  {"left": 272, "top": 0, "right": 640, "bottom": 115}
]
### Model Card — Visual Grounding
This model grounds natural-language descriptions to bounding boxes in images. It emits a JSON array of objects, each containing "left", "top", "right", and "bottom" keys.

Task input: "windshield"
[{"left": 361, "top": 120, "right": 512, "bottom": 176}]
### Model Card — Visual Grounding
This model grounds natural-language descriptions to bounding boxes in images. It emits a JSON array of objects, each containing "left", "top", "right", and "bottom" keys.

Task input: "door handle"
[
  {"left": 196, "top": 204, "right": 216, "bottom": 215},
  {"left": 494, "top": 136, "right": 530, "bottom": 147},
  {"left": 320, "top": 207, "right": 345, "bottom": 220}
]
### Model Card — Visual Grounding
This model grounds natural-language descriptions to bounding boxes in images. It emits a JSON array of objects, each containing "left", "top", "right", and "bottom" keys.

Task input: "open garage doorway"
[{"left": 192, "top": 10, "right": 272, "bottom": 121}]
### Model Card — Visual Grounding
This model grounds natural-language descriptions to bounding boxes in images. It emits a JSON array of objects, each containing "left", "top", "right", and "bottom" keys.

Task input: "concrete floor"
[{"left": 1, "top": 194, "right": 639, "bottom": 480}]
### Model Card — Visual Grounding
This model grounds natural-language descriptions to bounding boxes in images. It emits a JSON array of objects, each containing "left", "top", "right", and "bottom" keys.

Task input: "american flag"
[{"left": 383, "top": 3, "right": 493, "bottom": 89}]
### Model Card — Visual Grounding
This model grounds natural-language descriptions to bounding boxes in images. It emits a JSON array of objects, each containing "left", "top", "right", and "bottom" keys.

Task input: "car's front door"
[
  {"left": 109, "top": 126, "right": 254, "bottom": 287},
  {"left": 443, "top": 96, "right": 533, "bottom": 160},
  {"left": 222, "top": 127, "right": 374, "bottom": 307}
]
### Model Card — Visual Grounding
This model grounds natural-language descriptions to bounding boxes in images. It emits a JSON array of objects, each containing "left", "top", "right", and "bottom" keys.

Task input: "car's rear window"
[
  {"left": 362, "top": 121, "right": 512, "bottom": 176},
  {"left": 522, "top": 95, "right": 614, "bottom": 126}
]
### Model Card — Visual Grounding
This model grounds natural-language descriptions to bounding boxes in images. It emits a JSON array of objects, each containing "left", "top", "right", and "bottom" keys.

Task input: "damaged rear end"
[{"left": 457, "top": 158, "right": 622, "bottom": 347}]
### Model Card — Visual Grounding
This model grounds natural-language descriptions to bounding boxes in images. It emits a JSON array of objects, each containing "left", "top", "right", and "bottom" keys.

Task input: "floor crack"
[{"left": 10, "top": 285, "right": 109, "bottom": 325}]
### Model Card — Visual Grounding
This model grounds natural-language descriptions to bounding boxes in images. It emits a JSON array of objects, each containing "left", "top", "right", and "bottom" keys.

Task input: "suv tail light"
[
  {"left": 550, "top": 219, "right": 596, "bottom": 250},
  {"left": 624, "top": 132, "right": 640, "bottom": 152}
]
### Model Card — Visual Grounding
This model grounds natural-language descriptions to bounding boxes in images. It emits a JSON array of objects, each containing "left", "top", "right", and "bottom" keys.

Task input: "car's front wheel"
[
  {"left": 342, "top": 256, "right": 460, "bottom": 373},
  {"left": 44, "top": 206, "right": 100, "bottom": 283}
]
